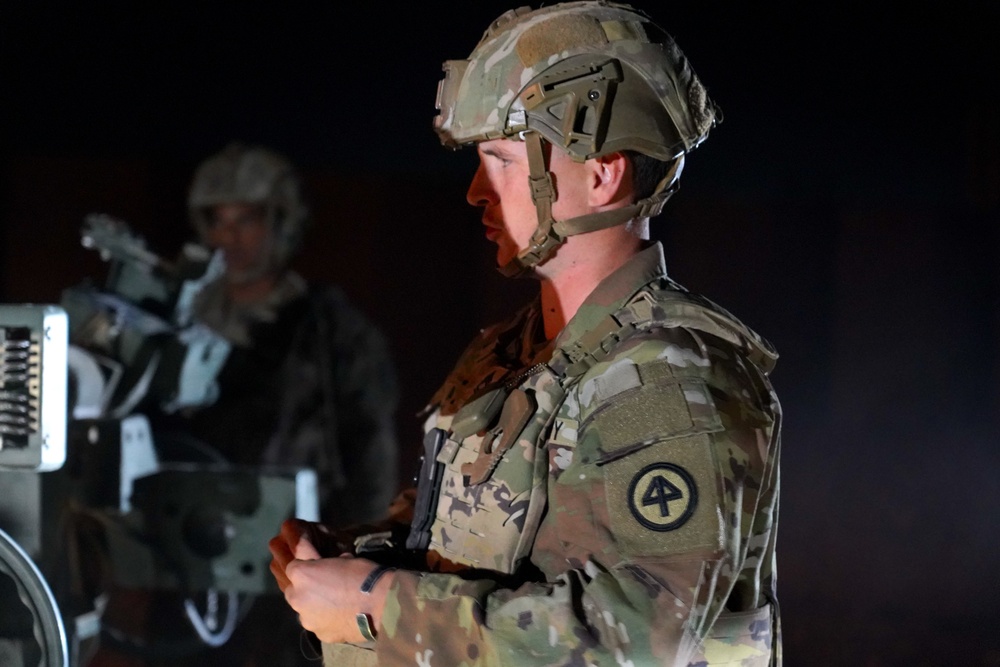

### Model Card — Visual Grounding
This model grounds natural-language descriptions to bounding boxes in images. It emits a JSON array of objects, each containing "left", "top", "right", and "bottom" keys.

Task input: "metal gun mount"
[
  {"left": 78, "top": 212, "right": 218, "bottom": 325},
  {"left": 0, "top": 305, "right": 68, "bottom": 473},
  {"left": 0, "top": 526, "right": 68, "bottom": 667},
  {"left": 0, "top": 304, "right": 319, "bottom": 667},
  {"left": 0, "top": 305, "right": 70, "bottom": 667},
  {"left": 65, "top": 214, "right": 230, "bottom": 418},
  {"left": 80, "top": 213, "right": 173, "bottom": 273},
  {"left": 0, "top": 213, "right": 321, "bottom": 665}
]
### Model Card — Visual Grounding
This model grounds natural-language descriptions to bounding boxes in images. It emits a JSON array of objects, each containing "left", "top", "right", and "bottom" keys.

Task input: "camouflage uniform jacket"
[
  {"left": 175, "top": 281, "right": 400, "bottom": 528},
  {"left": 376, "top": 243, "right": 781, "bottom": 666}
]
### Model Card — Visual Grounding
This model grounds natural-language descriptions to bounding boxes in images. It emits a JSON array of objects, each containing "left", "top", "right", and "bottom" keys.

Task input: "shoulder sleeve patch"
[{"left": 603, "top": 433, "right": 723, "bottom": 557}]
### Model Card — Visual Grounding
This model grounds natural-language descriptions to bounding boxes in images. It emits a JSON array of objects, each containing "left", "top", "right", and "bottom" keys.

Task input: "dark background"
[{"left": 3, "top": 2, "right": 999, "bottom": 665}]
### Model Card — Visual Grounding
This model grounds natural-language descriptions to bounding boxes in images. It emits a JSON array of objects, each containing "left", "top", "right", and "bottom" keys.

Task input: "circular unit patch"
[{"left": 627, "top": 462, "right": 698, "bottom": 531}]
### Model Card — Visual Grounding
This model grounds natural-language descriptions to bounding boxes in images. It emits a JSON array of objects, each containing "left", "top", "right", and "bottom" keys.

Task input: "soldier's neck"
[
  {"left": 224, "top": 274, "right": 278, "bottom": 305},
  {"left": 538, "top": 235, "right": 643, "bottom": 341}
]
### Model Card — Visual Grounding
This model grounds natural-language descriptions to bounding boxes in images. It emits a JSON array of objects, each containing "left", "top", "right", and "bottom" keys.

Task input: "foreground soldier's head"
[{"left": 434, "top": 1, "right": 718, "bottom": 278}]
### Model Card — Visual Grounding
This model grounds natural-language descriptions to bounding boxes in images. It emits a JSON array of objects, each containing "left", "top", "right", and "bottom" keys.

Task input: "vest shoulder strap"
[{"left": 550, "top": 280, "right": 778, "bottom": 381}]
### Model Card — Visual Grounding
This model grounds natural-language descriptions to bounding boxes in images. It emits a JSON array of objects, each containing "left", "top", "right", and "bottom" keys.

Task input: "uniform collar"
[
  {"left": 192, "top": 270, "right": 307, "bottom": 347},
  {"left": 552, "top": 241, "right": 667, "bottom": 352}
]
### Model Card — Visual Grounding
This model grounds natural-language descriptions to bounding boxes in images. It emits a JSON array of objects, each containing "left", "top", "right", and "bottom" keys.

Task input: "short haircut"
[{"left": 624, "top": 151, "right": 677, "bottom": 201}]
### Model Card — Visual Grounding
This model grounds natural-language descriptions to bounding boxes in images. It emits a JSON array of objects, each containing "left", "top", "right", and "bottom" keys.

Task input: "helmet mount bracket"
[{"left": 519, "top": 57, "right": 622, "bottom": 159}]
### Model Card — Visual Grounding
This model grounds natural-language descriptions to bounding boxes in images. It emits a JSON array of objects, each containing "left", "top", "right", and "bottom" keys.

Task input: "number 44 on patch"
[{"left": 627, "top": 463, "right": 698, "bottom": 531}]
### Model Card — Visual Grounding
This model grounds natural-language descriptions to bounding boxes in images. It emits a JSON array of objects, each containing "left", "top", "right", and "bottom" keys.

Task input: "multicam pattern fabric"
[
  {"left": 434, "top": 1, "right": 717, "bottom": 161},
  {"left": 367, "top": 243, "right": 781, "bottom": 666},
  {"left": 177, "top": 283, "right": 400, "bottom": 528}
]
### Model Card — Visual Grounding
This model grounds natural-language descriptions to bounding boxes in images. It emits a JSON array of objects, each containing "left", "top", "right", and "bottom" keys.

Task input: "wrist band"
[
  {"left": 355, "top": 564, "right": 396, "bottom": 642},
  {"left": 355, "top": 613, "right": 377, "bottom": 642},
  {"left": 360, "top": 564, "right": 397, "bottom": 594}
]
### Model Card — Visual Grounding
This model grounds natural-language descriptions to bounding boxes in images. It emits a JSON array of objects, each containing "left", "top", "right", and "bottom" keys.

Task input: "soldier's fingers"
[
  {"left": 292, "top": 535, "right": 322, "bottom": 560},
  {"left": 269, "top": 535, "right": 294, "bottom": 569},
  {"left": 269, "top": 557, "right": 291, "bottom": 592},
  {"left": 280, "top": 518, "right": 308, "bottom": 547}
]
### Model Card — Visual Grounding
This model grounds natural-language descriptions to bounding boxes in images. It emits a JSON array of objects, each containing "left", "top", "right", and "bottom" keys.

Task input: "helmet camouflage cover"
[
  {"left": 434, "top": 1, "right": 719, "bottom": 275},
  {"left": 187, "top": 142, "right": 309, "bottom": 271},
  {"left": 434, "top": 0, "right": 717, "bottom": 161}
]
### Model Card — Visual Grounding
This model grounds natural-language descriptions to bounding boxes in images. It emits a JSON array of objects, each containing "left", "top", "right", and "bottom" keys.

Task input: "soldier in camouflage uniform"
[
  {"left": 99, "top": 143, "right": 401, "bottom": 667},
  {"left": 178, "top": 142, "right": 399, "bottom": 528},
  {"left": 269, "top": 3, "right": 781, "bottom": 666}
]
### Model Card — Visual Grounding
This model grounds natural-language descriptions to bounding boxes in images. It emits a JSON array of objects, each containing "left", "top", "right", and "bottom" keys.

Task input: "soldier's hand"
[
  {"left": 269, "top": 519, "right": 320, "bottom": 591},
  {"left": 269, "top": 518, "right": 352, "bottom": 583},
  {"left": 278, "top": 553, "right": 396, "bottom": 644}
]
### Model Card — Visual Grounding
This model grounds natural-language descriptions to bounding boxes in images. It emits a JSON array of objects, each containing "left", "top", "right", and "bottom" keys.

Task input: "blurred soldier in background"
[
  {"left": 93, "top": 143, "right": 400, "bottom": 667},
  {"left": 174, "top": 142, "right": 399, "bottom": 528},
  {"left": 270, "top": 2, "right": 782, "bottom": 666}
]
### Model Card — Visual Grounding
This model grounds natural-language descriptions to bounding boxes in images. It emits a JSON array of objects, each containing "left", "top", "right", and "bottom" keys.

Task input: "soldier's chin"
[
  {"left": 496, "top": 243, "right": 519, "bottom": 270},
  {"left": 224, "top": 264, "right": 270, "bottom": 285}
]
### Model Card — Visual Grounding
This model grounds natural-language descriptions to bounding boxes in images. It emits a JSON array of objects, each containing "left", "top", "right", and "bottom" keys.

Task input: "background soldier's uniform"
[
  {"left": 339, "top": 242, "right": 780, "bottom": 665},
  {"left": 149, "top": 274, "right": 400, "bottom": 667},
  {"left": 173, "top": 275, "right": 400, "bottom": 527},
  {"left": 104, "top": 142, "right": 401, "bottom": 667}
]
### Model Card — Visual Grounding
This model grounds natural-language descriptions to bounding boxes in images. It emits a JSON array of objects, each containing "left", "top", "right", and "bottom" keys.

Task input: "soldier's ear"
[{"left": 588, "top": 152, "right": 629, "bottom": 208}]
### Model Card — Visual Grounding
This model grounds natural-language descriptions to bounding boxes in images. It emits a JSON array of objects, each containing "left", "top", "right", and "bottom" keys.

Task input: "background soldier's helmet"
[
  {"left": 187, "top": 143, "right": 309, "bottom": 271},
  {"left": 434, "top": 0, "right": 719, "bottom": 275}
]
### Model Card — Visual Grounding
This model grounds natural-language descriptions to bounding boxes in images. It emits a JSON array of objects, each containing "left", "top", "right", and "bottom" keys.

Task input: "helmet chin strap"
[{"left": 498, "top": 132, "right": 685, "bottom": 278}]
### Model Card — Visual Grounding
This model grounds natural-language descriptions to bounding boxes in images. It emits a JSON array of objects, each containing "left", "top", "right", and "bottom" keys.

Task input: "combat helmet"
[
  {"left": 187, "top": 142, "right": 309, "bottom": 273},
  {"left": 434, "top": 0, "right": 718, "bottom": 276}
]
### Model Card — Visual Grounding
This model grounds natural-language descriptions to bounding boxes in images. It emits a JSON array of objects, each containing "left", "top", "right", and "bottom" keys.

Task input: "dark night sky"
[
  {"left": 3, "top": 3, "right": 999, "bottom": 665},
  {"left": 4, "top": 2, "right": 996, "bottom": 200}
]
